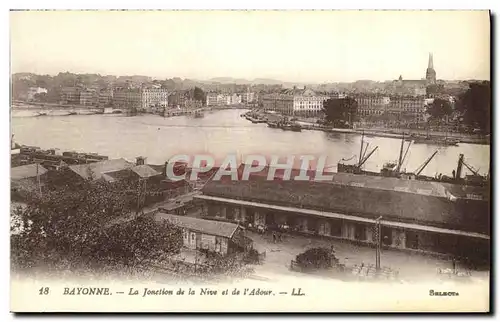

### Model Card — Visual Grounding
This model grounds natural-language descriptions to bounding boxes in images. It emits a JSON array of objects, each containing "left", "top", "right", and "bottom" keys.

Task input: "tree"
[
  {"left": 295, "top": 247, "right": 340, "bottom": 270},
  {"left": 456, "top": 81, "right": 491, "bottom": 133},
  {"left": 322, "top": 97, "right": 358, "bottom": 127},
  {"left": 11, "top": 180, "right": 182, "bottom": 274},
  {"left": 426, "top": 98, "right": 452, "bottom": 122},
  {"left": 193, "top": 86, "right": 206, "bottom": 105}
]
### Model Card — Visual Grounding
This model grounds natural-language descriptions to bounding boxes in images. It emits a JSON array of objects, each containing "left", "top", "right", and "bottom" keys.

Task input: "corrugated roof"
[
  {"left": 68, "top": 158, "right": 133, "bottom": 180},
  {"left": 131, "top": 165, "right": 161, "bottom": 178},
  {"left": 11, "top": 164, "right": 48, "bottom": 180},
  {"left": 155, "top": 212, "right": 239, "bottom": 239}
]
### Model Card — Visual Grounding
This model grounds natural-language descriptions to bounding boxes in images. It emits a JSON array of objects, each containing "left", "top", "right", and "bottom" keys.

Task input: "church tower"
[{"left": 425, "top": 53, "right": 436, "bottom": 84}]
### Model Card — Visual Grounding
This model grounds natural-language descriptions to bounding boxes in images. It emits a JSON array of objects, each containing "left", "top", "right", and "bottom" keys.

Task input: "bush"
[
  {"left": 243, "top": 248, "right": 260, "bottom": 265},
  {"left": 295, "top": 247, "right": 339, "bottom": 270}
]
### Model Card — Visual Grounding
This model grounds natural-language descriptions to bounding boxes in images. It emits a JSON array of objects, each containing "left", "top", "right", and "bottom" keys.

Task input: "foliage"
[
  {"left": 242, "top": 248, "right": 261, "bottom": 265},
  {"left": 455, "top": 81, "right": 491, "bottom": 133},
  {"left": 295, "top": 247, "right": 339, "bottom": 270},
  {"left": 11, "top": 180, "right": 183, "bottom": 273},
  {"left": 426, "top": 98, "right": 452, "bottom": 121},
  {"left": 322, "top": 97, "right": 358, "bottom": 127},
  {"left": 193, "top": 86, "right": 206, "bottom": 105},
  {"left": 199, "top": 249, "right": 248, "bottom": 275}
]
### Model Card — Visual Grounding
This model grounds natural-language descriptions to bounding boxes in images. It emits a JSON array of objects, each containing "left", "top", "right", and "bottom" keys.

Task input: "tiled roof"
[
  {"left": 131, "top": 165, "right": 161, "bottom": 178},
  {"left": 11, "top": 164, "right": 48, "bottom": 180},
  {"left": 155, "top": 212, "right": 240, "bottom": 239},
  {"left": 68, "top": 158, "right": 134, "bottom": 180}
]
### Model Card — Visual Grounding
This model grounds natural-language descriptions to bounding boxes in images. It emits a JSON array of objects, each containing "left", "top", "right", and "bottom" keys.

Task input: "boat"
[
  {"left": 267, "top": 122, "right": 279, "bottom": 128},
  {"left": 413, "top": 137, "right": 459, "bottom": 146},
  {"left": 280, "top": 123, "right": 302, "bottom": 132}
]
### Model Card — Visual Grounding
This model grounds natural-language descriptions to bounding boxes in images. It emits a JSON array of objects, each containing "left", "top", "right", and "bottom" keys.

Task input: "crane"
[{"left": 413, "top": 150, "right": 438, "bottom": 176}]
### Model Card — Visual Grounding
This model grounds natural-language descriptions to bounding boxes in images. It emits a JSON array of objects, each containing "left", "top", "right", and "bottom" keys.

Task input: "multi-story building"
[
  {"left": 142, "top": 88, "right": 169, "bottom": 112},
  {"left": 206, "top": 93, "right": 218, "bottom": 107},
  {"left": 184, "top": 99, "right": 203, "bottom": 109},
  {"left": 80, "top": 89, "right": 98, "bottom": 106},
  {"left": 60, "top": 87, "right": 81, "bottom": 105},
  {"left": 388, "top": 96, "right": 426, "bottom": 123},
  {"left": 112, "top": 88, "right": 142, "bottom": 112},
  {"left": 355, "top": 95, "right": 391, "bottom": 117},
  {"left": 27, "top": 87, "right": 48, "bottom": 101},
  {"left": 98, "top": 89, "right": 113, "bottom": 107},
  {"left": 262, "top": 87, "right": 329, "bottom": 116},
  {"left": 230, "top": 94, "right": 242, "bottom": 105},
  {"left": 217, "top": 94, "right": 231, "bottom": 106},
  {"left": 240, "top": 92, "right": 255, "bottom": 104}
]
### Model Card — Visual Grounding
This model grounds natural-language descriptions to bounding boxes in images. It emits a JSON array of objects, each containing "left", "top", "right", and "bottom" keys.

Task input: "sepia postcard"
[{"left": 9, "top": 10, "right": 491, "bottom": 313}]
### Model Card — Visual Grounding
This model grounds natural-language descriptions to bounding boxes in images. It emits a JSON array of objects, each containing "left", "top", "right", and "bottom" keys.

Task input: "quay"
[{"left": 241, "top": 110, "right": 490, "bottom": 145}]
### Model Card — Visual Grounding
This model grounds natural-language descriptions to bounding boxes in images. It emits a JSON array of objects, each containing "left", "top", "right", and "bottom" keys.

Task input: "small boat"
[
  {"left": 281, "top": 123, "right": 302, "bottom": 132},
  {"left": 267, "top": 122, "right": 279, "bottom": 128}
]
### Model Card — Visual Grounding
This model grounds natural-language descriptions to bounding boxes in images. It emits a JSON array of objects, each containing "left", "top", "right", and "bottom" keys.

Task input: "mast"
[
  {"left": 414, "top": 150, "right": 438, "bottom": 176},
  {"left": 455, "top": 154, "right": 464, "bottom": 180},
  {"left": 358, "top": 131, "right": 365, "bottom": 166},
  {"left": 396, "top": 135, "right": 405, "bottom": 173}
]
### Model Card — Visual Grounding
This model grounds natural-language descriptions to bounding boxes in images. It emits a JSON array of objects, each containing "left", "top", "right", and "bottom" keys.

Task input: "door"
[{"left": 189, "top": 232, "right": 197, "bottom": 249}]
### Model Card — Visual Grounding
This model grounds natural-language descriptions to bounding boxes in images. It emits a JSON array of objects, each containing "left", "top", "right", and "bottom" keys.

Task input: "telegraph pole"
[{"left": 35, "top": 161, "right": 42, "bottom": 197}]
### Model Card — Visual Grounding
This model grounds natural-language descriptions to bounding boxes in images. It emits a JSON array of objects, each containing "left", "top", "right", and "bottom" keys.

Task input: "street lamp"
[{"left": 375, "top": 216, "right": 383, "bottom": 271}]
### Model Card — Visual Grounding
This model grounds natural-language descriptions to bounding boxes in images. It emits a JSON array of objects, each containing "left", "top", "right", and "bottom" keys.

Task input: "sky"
[{"left": 10, "top": 10, "right": 490, "bottom": 82}]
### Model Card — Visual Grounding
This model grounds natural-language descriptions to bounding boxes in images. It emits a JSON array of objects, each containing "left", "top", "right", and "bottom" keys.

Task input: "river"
[{"left": 11, "top": 109, "right": 490, "bottom": 177}]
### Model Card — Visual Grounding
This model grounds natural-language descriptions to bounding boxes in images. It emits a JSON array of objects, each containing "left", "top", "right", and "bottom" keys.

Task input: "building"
[
  {"left": 142, "top": 88, "right": 169, "bottom": 112},
  {"left": 355, "top": 95, "right": 391, "bottom": 118},
  {"left": 112, "top": 88, "right": 142, "bottom": 112},
  {"left": 262, "top": 87, "right": 329, "bottom": 116},
  {"left": 60, "top": 87, "right": 81, "bottom": 104},
  {"left": 168, "top": 91, "right": 202, "bottom": 109},
  {"left": 426, "top": 53, "right": 437, "bottom": 84},
  {"left": 390, "top": 53, "right": 437, "bottom": 97},
  {"left": 11, "top": 164, "right": 48, "bottom": 194},
  {"left": 217, "top": 94, "right": 231, "bottom": 106},
  {"left": 68, "top": 158, "right": 135, "bottom": 182},
  {"left": 98, "top": 89, "right": 113, "bottom": 107},
  {"left": 168, "top": 91, "right": 187, "bottom": 108},
  {"left": 241, "top": 92, "right": 255, "bottom": 104},
  {"left": 195, "top": 170, "right": 489, "bottom": 261},
  {"left": 27, "top": 87, "right": 48, "bottom": 101},
  {"left": 388, "top": 96, "right": 427, "bottom": 123},
  {"left": 206, "top": 93, "right": 218, "bottom": 106},
  {"left": 154, "top": 213, "right": 250, "bottom": 256},
  {"left": 184, "top": 99, "right": 203, "bottom": 109},
  {"left": 230, "top": 94, "right": 242, "bottom": 105},
  {"left": 80, "top": 89, "right": 98, "bottom": 106}
]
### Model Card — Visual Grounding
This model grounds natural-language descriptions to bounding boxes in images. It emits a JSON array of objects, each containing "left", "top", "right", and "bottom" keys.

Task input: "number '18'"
[{"left": 39, "top": 287, "right": 49, "bottom": 295}]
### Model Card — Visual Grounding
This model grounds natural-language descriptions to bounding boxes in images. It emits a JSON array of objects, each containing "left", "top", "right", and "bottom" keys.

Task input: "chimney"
[{"left": 136, "top": 156, "right": 146, "bottom": 166}]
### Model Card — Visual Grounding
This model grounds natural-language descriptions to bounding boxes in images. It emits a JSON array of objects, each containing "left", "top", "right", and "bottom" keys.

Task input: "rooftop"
[
  {"left": 155, "top": 212, "right": 240, "bottom": 239},
  {"left": 201, "top": 172, "right": 490, "bottom": 234},
  {"left": 68, "top": 158, "right": 134, "bottom": 180},
  {"left": 11, "top": 164, "right": 48, "bottom": 180},
  {"left": 131, "top": 165, "right": 161, "bottom": 178}
]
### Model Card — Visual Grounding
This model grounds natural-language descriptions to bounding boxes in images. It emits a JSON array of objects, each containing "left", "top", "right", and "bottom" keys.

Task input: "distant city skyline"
[{"left": 10, "top": 10, "right": 490, "bottom": 83}]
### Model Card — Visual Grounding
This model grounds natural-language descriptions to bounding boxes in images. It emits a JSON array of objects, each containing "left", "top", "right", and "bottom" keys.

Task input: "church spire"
[{"left": 428, "top": 52, "right": 434, "bottom": 70}]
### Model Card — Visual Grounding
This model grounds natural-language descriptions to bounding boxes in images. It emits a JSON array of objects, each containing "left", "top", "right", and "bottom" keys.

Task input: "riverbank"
[{"left": 241, "top": 112, "right": 490, "bottom": 145}]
